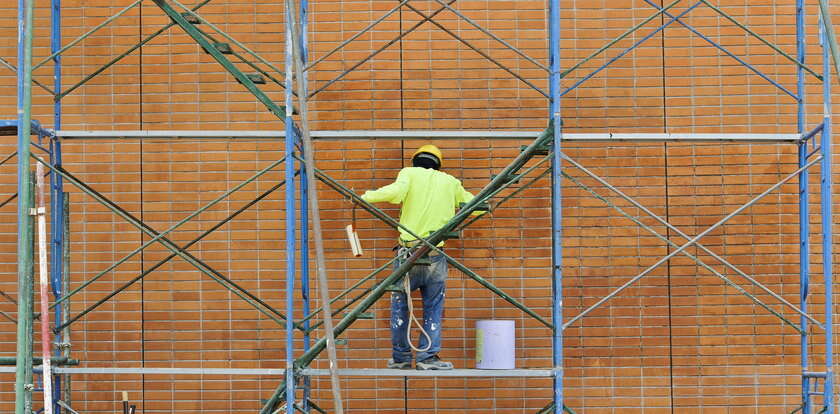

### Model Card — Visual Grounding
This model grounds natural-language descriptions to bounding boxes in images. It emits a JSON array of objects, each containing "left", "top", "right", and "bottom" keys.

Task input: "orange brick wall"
[{"left": 0, "top": 0, "right": 839, "bottom": 413}]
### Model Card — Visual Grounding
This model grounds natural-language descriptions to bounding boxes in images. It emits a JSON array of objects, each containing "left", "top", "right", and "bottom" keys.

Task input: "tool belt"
[
  {"left": 398, "top": 237, "right": 444, "bottom": 251},
  {"left": 398, "top": 238, "right": 423, "bottom": 248},
  {"left": 393, "top": 243, "right": 442, "bottom": 260}
]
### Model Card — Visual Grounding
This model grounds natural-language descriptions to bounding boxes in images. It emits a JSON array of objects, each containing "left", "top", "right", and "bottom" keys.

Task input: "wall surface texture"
[{"left": 1, "top": 0, "right": 840, "bottom": 413}]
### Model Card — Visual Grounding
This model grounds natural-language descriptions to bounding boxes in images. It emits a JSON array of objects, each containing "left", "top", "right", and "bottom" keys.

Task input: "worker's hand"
[
  {"left": 458, "top": 201, "right": 490, "bottom": 216},
  {"left": 471, "top": 207, "right": 488, "bottom": 217}
]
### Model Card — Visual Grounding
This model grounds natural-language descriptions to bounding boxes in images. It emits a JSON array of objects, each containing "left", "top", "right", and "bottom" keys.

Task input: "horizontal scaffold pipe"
[
  {"left": 54, "top": 130, "right": 803, "bottom": 142},
  {"left": 0, "top": 357, "right": 78, "bottom": 366}
]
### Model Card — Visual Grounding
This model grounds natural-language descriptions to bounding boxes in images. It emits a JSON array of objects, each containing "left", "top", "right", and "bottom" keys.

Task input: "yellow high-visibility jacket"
[{"left": 361, "top": 167, "right": 479, "bottom": 244}]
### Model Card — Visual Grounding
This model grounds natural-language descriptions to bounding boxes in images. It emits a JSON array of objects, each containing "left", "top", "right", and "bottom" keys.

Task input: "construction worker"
[{"left": 361, "top": 144, "right": 481, "bottom": 370}]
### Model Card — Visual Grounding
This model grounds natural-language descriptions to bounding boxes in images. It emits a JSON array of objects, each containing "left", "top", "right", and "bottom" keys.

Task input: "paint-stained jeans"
[{"left": 390, "top": 250, "right": 447, "bottom": 363}]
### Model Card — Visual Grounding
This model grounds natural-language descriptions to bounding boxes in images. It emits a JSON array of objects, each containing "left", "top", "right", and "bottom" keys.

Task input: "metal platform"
[
  {"left": 0, "top": 367, "right": 287, "bottom": 375},
  {"left": 0, "top": 366, "right": 554, "bottom": 377},
  {"left": 300, "top": 368, "right": 555, "bottom": 377}
]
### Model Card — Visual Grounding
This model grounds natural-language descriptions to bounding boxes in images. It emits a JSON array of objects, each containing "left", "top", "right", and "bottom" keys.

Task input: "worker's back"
[
  {"left": 362, "top": 166, "right": 474, "bottom": 242},
  {"left": 399, "top": 167, "right": 469, "bottom": 241}
]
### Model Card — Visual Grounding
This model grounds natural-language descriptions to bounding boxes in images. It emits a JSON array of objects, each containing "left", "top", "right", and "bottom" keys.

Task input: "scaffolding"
[{"left": 3, "top": 0, "right": 839, "bottom": 413}]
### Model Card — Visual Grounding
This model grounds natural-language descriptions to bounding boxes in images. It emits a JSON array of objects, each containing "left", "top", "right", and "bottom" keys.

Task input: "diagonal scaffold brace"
[
  {"left": 305, "top": 157, "right": 553, "bottom": 330},
  {"left": 259, "top": 122, "right": 555, "bottom": 414},
  {"left": 32, "top": 157, "right": 294, "bottom": 331},
  {"left": 151, "top": 0, "right": 286, "bottom": 119}
]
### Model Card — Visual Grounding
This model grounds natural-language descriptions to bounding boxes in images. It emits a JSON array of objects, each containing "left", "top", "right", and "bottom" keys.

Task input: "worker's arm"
[{"left": 361, "top": 169, "right": 410, "bottom": 204}]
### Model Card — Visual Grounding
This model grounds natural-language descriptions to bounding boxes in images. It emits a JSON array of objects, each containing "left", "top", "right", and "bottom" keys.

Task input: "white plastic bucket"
[{"left": 475, "top": 319, "right": 515, "bottom": 369}]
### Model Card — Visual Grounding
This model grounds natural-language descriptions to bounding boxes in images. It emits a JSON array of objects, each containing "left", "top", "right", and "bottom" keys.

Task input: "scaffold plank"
[
  {"left": 300, "top": 368, "right": 555, "bottom": 377},
  {"left": 0, "top": 367, "right": 556, "bottom": 377}
]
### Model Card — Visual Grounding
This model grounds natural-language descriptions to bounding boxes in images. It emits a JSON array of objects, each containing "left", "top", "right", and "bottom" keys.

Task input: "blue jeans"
[{"left": 390, "top": 250, "right": 447, "bottom": 363}]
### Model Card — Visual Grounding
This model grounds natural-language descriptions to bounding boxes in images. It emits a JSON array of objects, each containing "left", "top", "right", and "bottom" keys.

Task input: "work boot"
[
  {"left": 387, "top": 359, "right": 412, "bottom": 369},
  {"left": 416, "top": 355, "right": 453, "bottom": 370}
]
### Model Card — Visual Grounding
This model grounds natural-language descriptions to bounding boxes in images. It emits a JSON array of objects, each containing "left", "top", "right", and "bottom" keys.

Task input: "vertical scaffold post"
[
  {"left": 299, "top": 0, "right": 311, "bottom": 410},
  {"left": 795, "top": 0, "right": 811, "bottom": 412},
  {"left": 51, "top": 0, "right": 61, "bottom": 133},
  {"left": 548, "top": 0, "right": 563, "bottom": 412},
  {"left": 284, "top": 0, "right": 298, "bottom": 409},
  {"left": 796, "top": 0, "right": 816, "bottom": 414},
  {"left": 61, "top": 194, "right": 71, "bottom": 411},
  {"left": 49, "top": 0, "right": 64, "bottom": 410},
  {"left": 300, "top": 148, "right": 311, "bottom": 413},
  {"left": 819, "top": 19, "right": 834, "bottom": 414},
  {"left": 16, "top": 0, "right": 35, "bottom": 413}
]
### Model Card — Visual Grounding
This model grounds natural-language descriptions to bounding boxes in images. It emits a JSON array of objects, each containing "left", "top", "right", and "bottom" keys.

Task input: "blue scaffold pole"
[
  {"left": 299, "top": 0, "right": 311, "bottom": 410},
  {"left": 49, "top": 0, "right": 64, "bottom": 410},
  {"left": 548, "top": 0, "right": 563, "bottom": 412},
  {"left": 795, "top": 0, "right": 812, "bottom": 412},
  {"left": 819, "top": 19, "right": 834, "bottom": 414},
  {"left": 284, "top": 1, "right": 297, "bottom": 408}
]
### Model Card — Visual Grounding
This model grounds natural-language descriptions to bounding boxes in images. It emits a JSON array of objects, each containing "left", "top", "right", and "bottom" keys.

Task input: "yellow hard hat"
[{"left": 413, "top": 144, "right": 443, "bottom": 166}]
